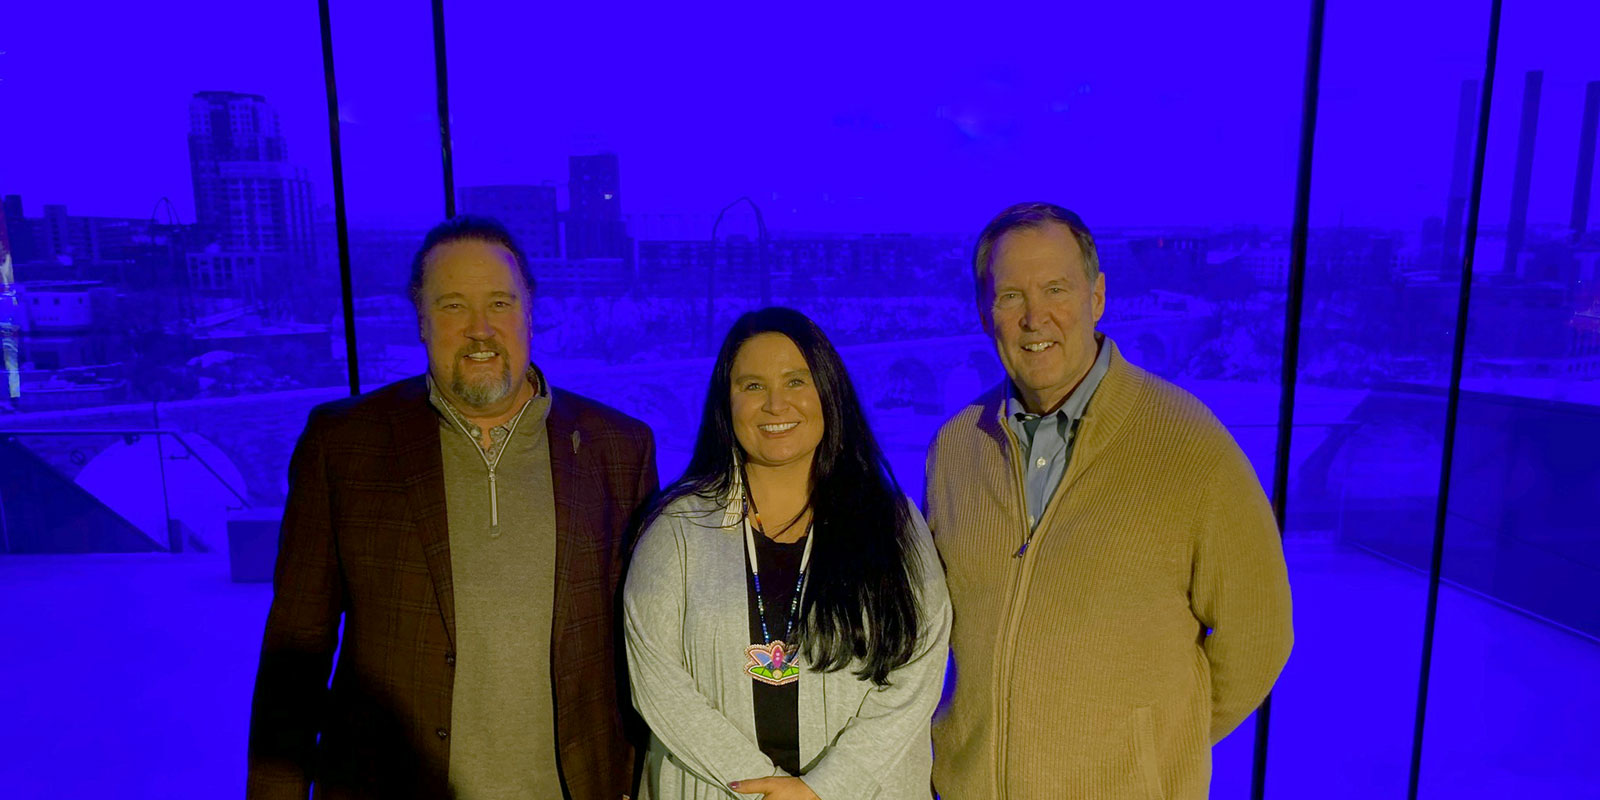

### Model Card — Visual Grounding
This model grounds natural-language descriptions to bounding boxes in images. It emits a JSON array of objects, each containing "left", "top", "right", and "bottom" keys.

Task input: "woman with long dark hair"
[{"left": 624, "top": 307, "right": 950, "bottom": 800}]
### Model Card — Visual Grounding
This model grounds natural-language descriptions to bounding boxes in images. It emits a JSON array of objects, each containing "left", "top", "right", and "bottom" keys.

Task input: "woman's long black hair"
[{"left": 646, "top": 306, "right": 922, "bottom": 686}]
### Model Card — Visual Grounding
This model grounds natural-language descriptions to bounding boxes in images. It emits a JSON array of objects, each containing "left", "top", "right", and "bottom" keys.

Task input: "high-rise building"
[
  {"left": 565, "top": 153, "right": 629, "bottom": 260},
  {"left": 2, "top": 195, "right": 33, "bottom": 265},
  {"left": 1505, "top": 71, "right": 1543, "bottom": 273},
  {"left": 1573, "top": 80, "right": 1599, "bottom": 238},
  {"left": 458, "top": 185, "right": 561, "bottom": 259},
  {"left": 0, "top": 198, "right": 186, "bottom": 283},
  {"left": 0, "top": 200, "right": 14, "bottom": 403},
  {"left": 1443, "top": 80, "right": 1478, "bottom": 276},
  {"left": 187, "top": 91, "right": 315, "bottom": 266}
]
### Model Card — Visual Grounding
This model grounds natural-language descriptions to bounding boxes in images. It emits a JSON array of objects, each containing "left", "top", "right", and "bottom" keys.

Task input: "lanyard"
[{"left": 742, "top": 499, "right": 813, "bottom": 645}]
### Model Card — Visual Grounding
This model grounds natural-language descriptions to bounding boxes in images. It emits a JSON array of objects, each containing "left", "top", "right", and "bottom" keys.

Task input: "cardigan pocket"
[{"left": 1132, "top": 705, "right": 1165, "bottom": 800}]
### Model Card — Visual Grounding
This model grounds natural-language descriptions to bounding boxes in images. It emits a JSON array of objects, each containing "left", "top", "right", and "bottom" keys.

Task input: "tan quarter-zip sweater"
[
  {"left": 925, "top": 339, "right": 1293, "bottom": 800},
  {"left": 431, "top": 372, "right": 563, "bottom": 799}
]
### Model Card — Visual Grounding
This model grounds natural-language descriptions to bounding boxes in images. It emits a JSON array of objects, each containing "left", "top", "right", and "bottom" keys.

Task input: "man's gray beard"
[{"left": 451, "top": 360, "right": 516, "bottom": 409}]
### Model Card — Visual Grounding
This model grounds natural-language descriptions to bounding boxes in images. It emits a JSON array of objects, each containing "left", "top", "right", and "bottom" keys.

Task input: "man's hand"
[{"left": 728, "top": 776, "right": 821, "bottom": 799}]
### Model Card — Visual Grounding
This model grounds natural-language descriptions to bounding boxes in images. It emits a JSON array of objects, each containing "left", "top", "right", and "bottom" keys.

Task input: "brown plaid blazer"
[{"left": 247, "top": 376, "right": 657, "bottom": 800}]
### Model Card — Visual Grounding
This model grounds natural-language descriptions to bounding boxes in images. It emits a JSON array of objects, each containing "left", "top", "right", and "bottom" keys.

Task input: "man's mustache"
[{"left": 455, "top": 341, "right": 506, "bottom": 359}]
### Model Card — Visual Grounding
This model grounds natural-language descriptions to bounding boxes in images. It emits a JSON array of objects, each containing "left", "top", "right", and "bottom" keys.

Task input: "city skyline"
[
  {"left": 0, "top": 14, "right": 1595, "bottom": 420},
  {"left": 3, "top": 1, "right": 1597, "bottom": 233},
  {"left": 5, "top": 84, "right": 1595, "bottom": 309}
]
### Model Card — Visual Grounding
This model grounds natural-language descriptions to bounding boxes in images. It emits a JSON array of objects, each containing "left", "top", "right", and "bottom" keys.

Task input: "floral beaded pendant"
[{"left": 745, "top": 640, "right": 801, "bottom": 686}]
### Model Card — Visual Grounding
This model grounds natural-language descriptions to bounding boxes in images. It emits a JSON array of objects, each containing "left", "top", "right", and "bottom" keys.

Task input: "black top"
[{"left": 744, "top": 531, "right": 808, "bottom": 775}]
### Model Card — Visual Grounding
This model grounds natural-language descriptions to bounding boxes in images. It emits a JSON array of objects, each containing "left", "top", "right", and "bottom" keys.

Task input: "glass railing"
[{"left": 1, "top": 427, "right": 251, "bottom": 555}]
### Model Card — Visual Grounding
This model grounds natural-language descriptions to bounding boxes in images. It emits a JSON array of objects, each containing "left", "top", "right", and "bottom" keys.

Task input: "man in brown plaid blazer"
[{"left": 248, "top": 217, "right": 656, "bottom": 799}]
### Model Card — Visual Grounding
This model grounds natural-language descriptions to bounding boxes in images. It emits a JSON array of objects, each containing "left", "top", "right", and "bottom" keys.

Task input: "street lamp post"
[{"left": 706, "top": 196, "right": 769, "bottom": 351}]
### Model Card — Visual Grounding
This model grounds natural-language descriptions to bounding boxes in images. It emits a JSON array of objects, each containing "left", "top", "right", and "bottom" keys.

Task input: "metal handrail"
[{"left": 0, "top": 428, "right": 252, "bottom": 509}]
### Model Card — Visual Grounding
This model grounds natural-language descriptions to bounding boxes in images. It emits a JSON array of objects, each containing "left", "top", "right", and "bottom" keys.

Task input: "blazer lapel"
[
  {"left": 546, "top": 390, "right": 586, "bottom": 658},
  {"left": 389, "top": 377, "right": 457, "bottom": 647}
]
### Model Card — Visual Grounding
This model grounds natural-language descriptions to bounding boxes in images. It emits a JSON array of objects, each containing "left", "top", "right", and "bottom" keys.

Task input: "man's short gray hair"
[
  {"left": 971, "top": 202, "right": 1099, "bottom": 306},
  {"left": 408, "top": 214, "right": 535, "bottom": 307}
]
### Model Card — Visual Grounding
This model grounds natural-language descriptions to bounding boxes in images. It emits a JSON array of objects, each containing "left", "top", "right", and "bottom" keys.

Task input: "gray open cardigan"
[{"left": 623, "top": 487, "right": 951, "bottom": 800}]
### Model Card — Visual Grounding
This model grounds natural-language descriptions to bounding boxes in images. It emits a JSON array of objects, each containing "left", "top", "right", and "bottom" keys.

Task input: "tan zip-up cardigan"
[{"left": 925, "top": 339, "right": 1293, "bottom": 800}]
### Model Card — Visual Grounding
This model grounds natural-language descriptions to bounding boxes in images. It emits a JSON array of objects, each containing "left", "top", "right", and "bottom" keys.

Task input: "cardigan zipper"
[
  {"left": 992, "top": 406, "right": 1085, "bottom": 797},
  {"left": 1013, "top": 434, "right": 1035, "bottom": 557},
  {"left": 1014, "top": 415, "right": 1083, "bottom": 557},
  {"left": 991, "top": 417, "right": 1039, "bottom": 800}
]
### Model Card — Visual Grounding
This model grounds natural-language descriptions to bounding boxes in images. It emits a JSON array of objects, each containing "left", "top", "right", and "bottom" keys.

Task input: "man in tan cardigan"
[{"left": 925, "top": 202, "right": 1293, "bottom": 799}]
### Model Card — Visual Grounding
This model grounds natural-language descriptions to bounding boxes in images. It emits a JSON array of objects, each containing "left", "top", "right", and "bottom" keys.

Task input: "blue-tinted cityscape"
[{"left": 0, "top": 0, "right": 1596, "bottom": 797}]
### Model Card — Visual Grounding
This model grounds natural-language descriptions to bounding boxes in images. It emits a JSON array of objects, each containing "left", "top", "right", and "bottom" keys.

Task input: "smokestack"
[
  {"left": 1504, "top": 70, "right": 1543, "bottom": 274},
  {"left": 1443, "top": 80, "right": 1478, "bottom": 275},
  {"left": 1572, "top": 80, "right": 1599, "bottom": 239}
]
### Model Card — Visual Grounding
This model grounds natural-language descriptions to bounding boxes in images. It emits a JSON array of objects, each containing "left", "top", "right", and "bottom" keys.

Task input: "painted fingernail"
[{"left": 727, "top": 782, "right": 740, "bottom": 790}]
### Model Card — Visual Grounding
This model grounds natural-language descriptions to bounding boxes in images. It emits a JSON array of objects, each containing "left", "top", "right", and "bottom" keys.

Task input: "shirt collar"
[
  {"left": 1005, "top": 332, "right": 1112, "bottom": 424},
  {"left": 426, "top": 361, "right": 549, "bottom": 431}
]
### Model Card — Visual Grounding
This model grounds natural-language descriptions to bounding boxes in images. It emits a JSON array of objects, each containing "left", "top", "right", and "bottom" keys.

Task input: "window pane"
[
  {"left": 328, "top": 0, "right": 447, "bottom": 392},
  {"left": 0, "top": 2, "right": 338, "bottom": 795},
  {"left": 1267, "top": 2, "right": 1495, "bottom": 797},
  {"left": 1422, "top": 0, "right": 1600, "bottom": 795}
]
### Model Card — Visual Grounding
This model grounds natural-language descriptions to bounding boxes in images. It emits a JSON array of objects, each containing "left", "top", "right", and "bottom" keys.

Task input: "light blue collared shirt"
[{"left": 1004, "top": 334, "right": 1113, "bottom": 530}]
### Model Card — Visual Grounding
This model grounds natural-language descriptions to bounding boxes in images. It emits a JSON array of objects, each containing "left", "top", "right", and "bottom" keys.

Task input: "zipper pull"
[{"left": 488, "top": 468, "right": 499, "bottom": 527}]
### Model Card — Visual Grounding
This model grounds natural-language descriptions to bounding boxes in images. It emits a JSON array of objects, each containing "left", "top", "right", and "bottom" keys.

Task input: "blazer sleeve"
[
  {"left": 635, "top": 427, "right": 659, "bottom": 512},
  {"left": 624, "top": 513, "right": 783, "bottom": 790},
  {"left": 626, "top": 426, "right": 660, "bottom": 556},
  {"left": 247, "top": 410, "right": 345, "bottom": 799},
  {"left": 614, "top": 424, "right": 660, "bottom": 768},
  {"left": 1190, "top": 438, "right": 1294, "bottom": 743},
  {"left": 802, "top": 507, "right": 953, "bottom": 799}
]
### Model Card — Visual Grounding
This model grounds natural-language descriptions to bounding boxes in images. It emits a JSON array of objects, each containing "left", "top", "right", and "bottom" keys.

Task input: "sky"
[{"left": 0, "top": 0, "right": 1595, "bottom": 235}]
